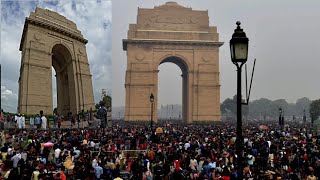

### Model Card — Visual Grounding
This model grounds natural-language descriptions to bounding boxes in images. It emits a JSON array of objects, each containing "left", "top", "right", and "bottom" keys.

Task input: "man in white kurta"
[
  {"left": 17, "top": 114, "right": 22, "bottom": 129},
  {"left": 21, "top": 114, "right": 25, "bottom": 129},
  {"left": 41, "top": 115, "right": 47, "bottom": 129},
  {"left": 15, "top": 114, "right": 20, "bottom": 128}
]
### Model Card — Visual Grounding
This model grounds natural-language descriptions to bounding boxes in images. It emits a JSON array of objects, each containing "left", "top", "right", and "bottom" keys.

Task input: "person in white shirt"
[
  {"left": 21, "top": 151, "right": 27, "bottom": 162},
  {"left": 16, "top": 114, "right": 21, "bottom": 129},
  {"left": 7, "top": 146, "right": 13, "bottom": 156},
  {"left": 247, "top": 154, "right": 255, "bottom": 166},
  {"left": 14, "top": 114, "right": 18, "bottom": 126},
  {"left": 184, "top": 141, "right": 190, "bottom": 151},
  {"left": 54, "top": 148, "right": 61, "bottom": 163},
  {"left": 92, "top": 157, "right": 98, "bottom": 168},
  {"left": 21, "top": 114, "right": 25, "bottom": 129},
  {"left": 29, "top": 115, "right": 35, "bottom": 129},
  {"left": 41, "top": 115, "right": 47, "bottom": 129},
  {"left": 190, "top": 157, "right": 198, "bottom": 171}
]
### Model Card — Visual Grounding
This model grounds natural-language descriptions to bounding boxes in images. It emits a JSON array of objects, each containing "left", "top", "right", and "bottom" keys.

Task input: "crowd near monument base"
[{"left": 0, "top": 118, "right": 319, "bottom": 179}]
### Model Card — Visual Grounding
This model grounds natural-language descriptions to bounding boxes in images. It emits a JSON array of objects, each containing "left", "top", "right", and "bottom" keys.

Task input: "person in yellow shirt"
[
  {"left": 31, "top": 167, "right": 40, "bottom": 180},
  {"left": 3, "top": 169, "right": 10, "bottom": 179},
  {"left": 306, "top": 167, "right": 316, "bottom": 180}
]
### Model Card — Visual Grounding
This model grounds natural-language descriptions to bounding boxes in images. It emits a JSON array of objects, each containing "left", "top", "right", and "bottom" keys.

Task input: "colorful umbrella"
[
  {"left": 259, "top": 125, "right": 268, "bottom": 130},
  {"left": 43, "top": 142, "right": 54, "bottom": 147}
]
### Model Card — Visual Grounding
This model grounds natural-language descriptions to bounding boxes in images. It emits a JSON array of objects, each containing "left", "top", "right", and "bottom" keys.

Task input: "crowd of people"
[
  {"left": 0, "top": 118, "right": 318, "bottom": 179},
  {"left": 0, "top": 110, "right": 95, "bottom": 130}
]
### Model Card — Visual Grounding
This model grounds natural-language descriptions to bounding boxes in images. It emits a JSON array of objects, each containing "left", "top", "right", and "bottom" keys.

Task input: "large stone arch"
[
  {"left": 18, "top": 7, "right": 95, "bottom": 116},
  {"left": 123, "top": 2, "right": 223, "bottom": 123}
]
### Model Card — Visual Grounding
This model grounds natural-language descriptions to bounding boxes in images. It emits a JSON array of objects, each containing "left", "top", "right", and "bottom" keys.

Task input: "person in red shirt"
[{"left": 174, "top": 159, "right": 181, "bottom": 171}]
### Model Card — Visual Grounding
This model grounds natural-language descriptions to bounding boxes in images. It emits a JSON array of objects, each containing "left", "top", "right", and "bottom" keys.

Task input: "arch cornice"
[
  {"left": 123, "top": 39, "right": 224, "bottom": 51},
  {"left": 20, "top": 17, "right": 88, "bottom": 51}
]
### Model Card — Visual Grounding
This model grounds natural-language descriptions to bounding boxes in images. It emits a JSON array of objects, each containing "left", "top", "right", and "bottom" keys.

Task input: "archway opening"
[
  {"left": 51, "top": 44, "right": 72, "bottom": 116},
  {"left": 158, "top": 56, "right": 188, "bottom": 123}
]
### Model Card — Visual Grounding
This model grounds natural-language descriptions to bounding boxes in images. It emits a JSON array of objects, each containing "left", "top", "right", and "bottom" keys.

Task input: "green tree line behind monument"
[{"left": 221, "top": 96, "right": 317, "bottom": 121}]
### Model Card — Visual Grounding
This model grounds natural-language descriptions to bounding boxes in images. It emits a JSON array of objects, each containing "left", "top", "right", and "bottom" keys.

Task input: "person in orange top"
[
  {"left": 148, "top": 149, "right": 155, "bottom": 161},
  {"left": 55, "top": 170, "right": 67, "bottom": 180}
]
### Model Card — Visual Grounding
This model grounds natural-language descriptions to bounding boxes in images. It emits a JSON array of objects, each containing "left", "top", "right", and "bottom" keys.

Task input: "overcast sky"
[
  {"left": 112, "top": 0, "right": 320, "bottom": 107},
  {"left": 1, "top": 0, "right": 111, "bottom": 112}
]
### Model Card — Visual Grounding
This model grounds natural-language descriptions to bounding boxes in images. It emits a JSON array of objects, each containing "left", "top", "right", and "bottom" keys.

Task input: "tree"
[
  {"left": 221, "top": 98, "right": 236, "bottom": 115},
  {"left": 296, "top": 97, "right": 311, "bottom": 116},
  {"left": 221, "top": 95, "right": 248, "bottom": 120},
  {"left": 95, "top": 89, "right": 112, "bottom": 109},
  {"left": 248, "top": 98, "right": 273, "bottom": 118},
  {"left": 309, "top": 99, "right": 320, "bottom": 122}
]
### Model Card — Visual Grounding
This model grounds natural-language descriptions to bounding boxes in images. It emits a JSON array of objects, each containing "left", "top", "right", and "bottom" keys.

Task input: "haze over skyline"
[{"left": 112, "top": 0, "right": 320, "bottom": 108}]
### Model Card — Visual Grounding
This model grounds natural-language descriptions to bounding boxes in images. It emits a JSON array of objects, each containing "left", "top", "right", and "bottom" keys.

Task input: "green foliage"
[
  {"left": 310, "top": 99, "right": 320, "bottom": 121},
  {"left": 220, "top": 95, "right": 248, "bottom": 119},
  {"left": 95, "top": 89, "right": 112, "bottom": 109},
  {"left": 221, "top": 96, "right": 312, "bottom": 119}
]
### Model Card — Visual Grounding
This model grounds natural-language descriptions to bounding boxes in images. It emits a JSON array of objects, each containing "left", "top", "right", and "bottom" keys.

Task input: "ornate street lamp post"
[
  {"left": 150, "top": 93, "right": 154, "bottom": 137},
  {"left": 279, "top": 107, "right": 283, "bottom": 128},
  {"left": 230, "top": 21, "right": 249, "bottom": 180},
  {"left": 310, "top": 111, "right": 314, "bottom": 133}
]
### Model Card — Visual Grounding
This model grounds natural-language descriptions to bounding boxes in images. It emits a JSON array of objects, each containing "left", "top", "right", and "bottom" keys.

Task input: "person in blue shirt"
[
  {"left": 94, "top": 163, "right": 103, "bottom": 180},
  {"left": 35, "top": 114, "right": 41, "bottom": 129},
  {"left": 202, "top": 160, "right": 212, "bottom": 179}
]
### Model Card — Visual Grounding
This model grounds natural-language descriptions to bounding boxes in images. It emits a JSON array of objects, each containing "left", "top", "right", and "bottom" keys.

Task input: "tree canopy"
[
  {"left": 309, "top": 99, "right": 320, "bottom": 121},
  {"left": 221, "top": 96, "right": 312, "bottom": 120},
  {"left": 95, "top": 89, "right": 112, "bottom": 109}
]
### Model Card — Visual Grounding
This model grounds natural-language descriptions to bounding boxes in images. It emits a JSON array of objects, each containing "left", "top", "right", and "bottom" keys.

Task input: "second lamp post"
[
  {"left": 230, "top": 21, "right": 249, "bottom": 180},
  {"left": 150, "top": 93, "right": 154, "bottom": 137}
]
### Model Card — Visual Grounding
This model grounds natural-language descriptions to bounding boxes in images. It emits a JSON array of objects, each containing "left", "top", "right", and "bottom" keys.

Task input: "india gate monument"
[
  {"left": 123, "top": 2, "right": 223, "bottom": 123},
  {"left": 18, "top": 7, "right": 95, "bottom": 116}
]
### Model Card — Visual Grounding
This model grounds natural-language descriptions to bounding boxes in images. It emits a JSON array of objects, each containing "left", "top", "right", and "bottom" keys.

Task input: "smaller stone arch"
[{"left": 18, "top": 7, "right": 95, "bottom": 116}]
